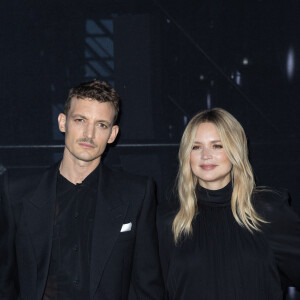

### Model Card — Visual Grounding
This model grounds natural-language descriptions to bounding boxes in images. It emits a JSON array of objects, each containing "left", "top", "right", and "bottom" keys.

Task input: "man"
[{"left": 0, "top": 80, "right": 164, "bottom": 299}]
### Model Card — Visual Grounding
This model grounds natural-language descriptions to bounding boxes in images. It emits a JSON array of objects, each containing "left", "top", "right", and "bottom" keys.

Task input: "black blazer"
[{"left": 0, "top": 163, "right": 164, "bottom": 300}]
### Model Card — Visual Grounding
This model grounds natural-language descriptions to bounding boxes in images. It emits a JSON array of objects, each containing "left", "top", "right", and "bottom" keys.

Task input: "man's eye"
[
  {"left": 97, "top": 123, "right": 108, "bottom": 129},
  {"left": 75, "top": 119, "right": 84, "bottom": 123}
]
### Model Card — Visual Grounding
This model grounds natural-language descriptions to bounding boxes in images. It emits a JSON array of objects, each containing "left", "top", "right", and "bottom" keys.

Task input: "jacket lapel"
[
  {"left": 23, "top": 163, "right": 58, "bottom": 299},
  {"left": 90, "top": 164, "right": 129, "bottom": 297}
]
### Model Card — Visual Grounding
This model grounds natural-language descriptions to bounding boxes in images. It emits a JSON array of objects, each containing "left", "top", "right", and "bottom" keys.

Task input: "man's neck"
[{"left": 59, "top": 154, "right": 100, "bottom": 184}]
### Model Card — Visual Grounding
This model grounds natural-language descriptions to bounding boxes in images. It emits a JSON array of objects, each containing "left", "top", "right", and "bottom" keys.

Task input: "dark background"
[{"left": 0, "top": 0, "right": 299, "bottom": 298}]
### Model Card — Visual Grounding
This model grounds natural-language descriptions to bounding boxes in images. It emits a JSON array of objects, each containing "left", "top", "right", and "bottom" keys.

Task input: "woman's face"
[{"left": 190, "top": 122, "right": 232, "bottom": 190}]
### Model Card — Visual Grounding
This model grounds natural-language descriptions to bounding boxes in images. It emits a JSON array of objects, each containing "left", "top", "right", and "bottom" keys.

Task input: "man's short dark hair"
[{"left": 65, "top": 79, "right": 120, "bottom": 123}]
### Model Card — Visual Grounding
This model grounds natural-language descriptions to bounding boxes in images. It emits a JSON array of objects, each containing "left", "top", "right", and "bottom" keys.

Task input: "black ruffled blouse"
[{"left": 157, "top": 183, "right": 300, "bottom": 300}]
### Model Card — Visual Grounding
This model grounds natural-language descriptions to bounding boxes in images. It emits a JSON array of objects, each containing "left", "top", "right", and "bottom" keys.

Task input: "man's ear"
[
  {"left": 108, "top": 125, "right": 119, "bottom": 144},
  {"left": 58, "top": 113, "right": 67, "bottom": 133}
]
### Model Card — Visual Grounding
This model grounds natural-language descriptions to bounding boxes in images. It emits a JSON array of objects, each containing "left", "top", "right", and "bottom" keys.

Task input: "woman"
[{"left": 157, "top": 108, "right": 300, "bottom": 300}]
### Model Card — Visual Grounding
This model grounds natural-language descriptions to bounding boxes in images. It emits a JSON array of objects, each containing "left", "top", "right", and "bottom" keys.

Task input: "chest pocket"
[{"left": 117, "top": 221, "right": 136, "bottom": 242}]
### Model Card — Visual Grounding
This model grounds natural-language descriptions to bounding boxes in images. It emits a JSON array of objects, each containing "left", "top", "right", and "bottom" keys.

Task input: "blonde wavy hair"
[{"left": 173, "top": 108, "right": 265, "bottom": 243}]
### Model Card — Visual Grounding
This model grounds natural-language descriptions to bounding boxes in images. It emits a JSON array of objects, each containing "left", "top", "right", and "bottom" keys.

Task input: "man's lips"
[
  {"left": 200, "top": 164, "right": 217, "bottom": 170},
  {"left": 78, "top": 142, "right": 95, "bottom": 149}
]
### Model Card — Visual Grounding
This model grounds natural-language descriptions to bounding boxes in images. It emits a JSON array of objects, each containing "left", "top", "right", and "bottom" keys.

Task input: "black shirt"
[
  {"left": 43, "top": 165, "right": 99, "bottom": 299},
  {"left": 157, "top": 183, "right": 300, "bottom": 300}
]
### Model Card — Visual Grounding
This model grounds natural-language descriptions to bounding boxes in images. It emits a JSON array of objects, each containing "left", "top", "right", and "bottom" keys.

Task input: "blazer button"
[{"left": 73, "top": 245, "right": 79, "bottom": 252}]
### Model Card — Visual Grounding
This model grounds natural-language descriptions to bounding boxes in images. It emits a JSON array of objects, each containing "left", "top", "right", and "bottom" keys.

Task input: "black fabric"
[
  {"left": 157, "top": 183, "right": 300, "bottom": 300},
  {"left": 0, "top": 163, "right": 164, "bottom": 299},
  {"left": 43, "top": 165, "right": 99, "bottom": 299}
]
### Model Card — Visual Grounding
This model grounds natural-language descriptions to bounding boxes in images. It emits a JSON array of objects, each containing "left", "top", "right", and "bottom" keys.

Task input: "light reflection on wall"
[
  {"left": 206, "top": 92, "right": 211, "bottom": 109},
  {"left": 286, "top": 46, "right": 295, "bottom": 82}
]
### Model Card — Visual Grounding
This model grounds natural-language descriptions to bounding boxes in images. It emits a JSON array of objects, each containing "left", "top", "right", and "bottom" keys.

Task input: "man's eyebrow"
[
  {"left": 71, "top": 114, "right": 87, "bottom": 119},
  {"left": 71, "top": 114, "right": 112, "bottom": 126}
]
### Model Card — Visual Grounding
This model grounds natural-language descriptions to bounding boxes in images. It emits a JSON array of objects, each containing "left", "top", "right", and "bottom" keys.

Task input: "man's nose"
[{"left": 83, "top": 123, "right": 95, "bottom": 139}]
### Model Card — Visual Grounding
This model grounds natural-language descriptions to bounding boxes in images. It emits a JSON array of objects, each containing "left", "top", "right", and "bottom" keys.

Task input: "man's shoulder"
[
  {"left": 5, "top": 164, "right": 57, "bottom": 183},
  {"left": 101, "top": 164, "right": 155, "bottom": 200},
  {"left": 1, "top": 164, "right": 58, "bottom": 201},
  {"left": 102, "top": 164, "right": 151, "bottom": 186}
]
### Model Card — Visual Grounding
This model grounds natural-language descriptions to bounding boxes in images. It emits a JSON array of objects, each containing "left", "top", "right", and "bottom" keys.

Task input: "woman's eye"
[
  {"left": 192, "top": 145, "right": 200, "bottom": 150},
  {"left": 213, "top": 144, "right": 223, "bottom": 149}
]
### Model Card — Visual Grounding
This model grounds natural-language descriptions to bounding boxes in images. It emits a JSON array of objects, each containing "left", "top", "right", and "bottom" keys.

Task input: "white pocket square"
[{"left": 120, "top": 222, "right": 132, "bottom": 232}]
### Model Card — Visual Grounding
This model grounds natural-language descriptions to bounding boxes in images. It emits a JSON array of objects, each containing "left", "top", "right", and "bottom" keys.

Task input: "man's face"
[{"left": 58, "top": 97, "right": 118, "bottom": 165}]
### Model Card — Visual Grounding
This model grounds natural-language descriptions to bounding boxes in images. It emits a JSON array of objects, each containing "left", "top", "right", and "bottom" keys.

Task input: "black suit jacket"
[{"left": 0, "top": 163, "right": 164, "bottom": 299}]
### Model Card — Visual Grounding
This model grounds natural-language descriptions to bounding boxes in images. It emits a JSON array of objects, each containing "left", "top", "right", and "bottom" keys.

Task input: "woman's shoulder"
[
  {"left": 252, "top": 186, "right": 299, "bottom": 240},
  {"left": 252, "top": 187, "right": 289, "bottom": 203},
  {"left": 252, "top": 187, "right": 291, "bottom": 220},
  {"left": 253, "top": 187, "right": 300, "bottom": 289}
]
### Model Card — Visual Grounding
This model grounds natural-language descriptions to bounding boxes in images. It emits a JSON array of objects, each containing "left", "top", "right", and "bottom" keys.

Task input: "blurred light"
[
  {"left": 206, "top": 92, "right": 211, "bottom": 109},
  {"left": 235, "top": 71, "right": 241, "bottom": 85},
  {"left": 166, "top": 18, "right": 170, "bottom": 23},
  {"left": 0, "top": 164, "right": 6, "bottom": 175},
  {"left": 242, "top": 57, "right": 249, "bottom": 65},
  {"left": 168, "top": 124, "right": 173, "bottom": 138},
  {"left": 286, "top": 46, "right": 295, "bottom": 81},
  {"left": 183, "top": 116, "right": 188, "bottom": 126},
  {"left": 288, "top": 287, "right": 296, "bottom": 299},
  {"left": 199, "top": 74, "right": 205, "bottom": 80}
]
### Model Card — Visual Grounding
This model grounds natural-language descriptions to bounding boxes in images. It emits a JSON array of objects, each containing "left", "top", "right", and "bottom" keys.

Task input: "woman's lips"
[{"left": 200, "top": 164, "right": 217, "bottom": 170}]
